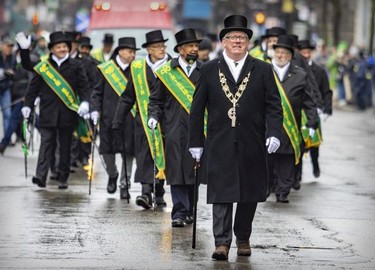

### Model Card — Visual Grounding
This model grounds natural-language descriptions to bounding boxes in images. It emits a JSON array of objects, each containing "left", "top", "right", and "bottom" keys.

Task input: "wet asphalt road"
[{"left": 0, "top": 107, "right": 375, "bottom": 269}]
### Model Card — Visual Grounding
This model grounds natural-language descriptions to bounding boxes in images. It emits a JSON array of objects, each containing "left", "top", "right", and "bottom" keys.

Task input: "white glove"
[
  {"left": 77, "top": 101, "right": 89, "bottom": 117},
  {"left": 83, "top": 113, "right": 91, "bottom": 120},
  {"left": 317, "top": 108, "right": 324, "bottom": 117},
  {"left": 148, "top": 117, "right": 158, "bottom": 130},
  {"left": 15, "top": 32, "right": 31, "bottom": 49},
  {"left": 34, "top": 97, "right": 40, "bottom": 106},
  {"left": 266, "top": 137, "right": 280, "bottom": 154},
  {"left": 91, "top": 111, "right": 99, "bottom": 125},
  {"left": 189, "top": 147, "right": 203, "bottom": 161},
  {"left": 21, "top": 106, "right": 31, "bottom": 119},
  {"left": 309, "top": 128, "right": 315, "bottom": 138}
]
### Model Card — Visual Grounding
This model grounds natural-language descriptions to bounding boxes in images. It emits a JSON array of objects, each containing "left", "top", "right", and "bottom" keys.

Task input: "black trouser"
[
  {"left": 310, "top": 147, "right": 319, "bottom": 171},
  {"left": 170, "top": 184, "right": 194, "bottom": 220},
  {"left": 273, "top": 153, "right": 295, "bottom": 197},
  {"left": 213, "top": 202, "right": 258, "bottom": 247},
  {"left": 141, "top": 181, "right": 165, "bottom": 199},
  {"left": 36, "top": 126, "right": 75, "bottom": 182}
]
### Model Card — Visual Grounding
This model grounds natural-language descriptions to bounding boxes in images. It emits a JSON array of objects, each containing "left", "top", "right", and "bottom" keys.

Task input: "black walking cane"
[
  {"left": 192, "top": 160, "right": 200, "bottom": 249},
  {"left": 88, "top": 123, "right": 97, "bottom": 195},
  {"left": 121, "top": 130, "right": 130, "bottom": 204},
  {"left": 151, "top": 128, "right": 157, "bottom": 214},
  {"left": 21, "top": 119, "right": 29, "bottom": 179}
]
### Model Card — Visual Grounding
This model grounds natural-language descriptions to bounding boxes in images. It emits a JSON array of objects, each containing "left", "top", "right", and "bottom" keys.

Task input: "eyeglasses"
[
  {"left": 149, "top": 44, "right": 167, "bottom": 49},
  {"left": 225, "top": 35, "right": 248, "bottom": 42}
]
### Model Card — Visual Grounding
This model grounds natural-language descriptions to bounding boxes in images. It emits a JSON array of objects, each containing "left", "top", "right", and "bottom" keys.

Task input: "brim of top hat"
[
  {"left": 173, "top": 38, "right": 203, "bottom": 53},
  {"left": 80, "top": 44, "right": 93, "bottom": 50},
  {"left": 273, "top": 44, "right": 294, "bottom": 55},
  {"left": 297, "top": 45, "right": 316, "bottom": 50},
  {"left": 114, "top": 45, "right": 141, "bottom": 55},
  {"left": 48, "top": 40, "right": 72, "bottom": 51},
  {"left": 142, "top": 38, "right": 169, "bottom": 48},
  {"left": 219, "top": 28, "right": 253, "bottom": 41}
]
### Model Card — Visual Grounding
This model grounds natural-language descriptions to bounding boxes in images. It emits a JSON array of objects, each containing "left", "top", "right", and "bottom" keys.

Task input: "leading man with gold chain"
[{"left": 188, "top": 15, "right": 283, "bottom": 260}]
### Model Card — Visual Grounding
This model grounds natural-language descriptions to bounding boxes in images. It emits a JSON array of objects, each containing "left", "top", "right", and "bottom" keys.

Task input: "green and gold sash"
[
  {"left": 273, "top": 72, "right": 302, "bottom": 164},
  {"left": 155, "top": 60, "right": 207, "bottom": 135},
  {"left": 131, "top": 59, "right": 166, "bottom": 179},
  {"left": 91, "top": 48, "right": 105, "bottom": 63},
  {"left": 98, "top": 60, "right": 136, "bottom": 117},
  {"left": 301, "top": 110, "right": 322, "bottom": 148},
  {"left": 249, "top": 46, "right": 265, "bottom": 61},
  {"left": 34, "top": 60, "right": 79, "bottom": 112}
]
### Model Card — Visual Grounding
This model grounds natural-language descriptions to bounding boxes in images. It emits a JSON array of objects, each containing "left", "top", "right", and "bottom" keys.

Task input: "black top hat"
[
  {"left": 48, "top": 31, "right": 72, "bottom": 50},
  {"left": 273, "top": 35, "right": 294, "bottom": 55},
  {"left": 102, "top": 33, "right": 114, "bottom": 44},
  {"left": 199, "top": 38, "right": 212, "bottom": 51},
  {"left": 297, "top": 39, "right": 316, "bottom": 50},
  {"left": 287, "top": 34, "right": 299, "bottom": 48},
  {"left": 174, "top": 28, "right": 202, "bottom": 53},
  {"left": 66, "top": 31, "right": 82, "bottom": 43},
  {"left": 263, "top": 27, "right": 286, "bottom": 38},
  {"left": 79, "top": 37, "right": 93, "bottom": 49},
  {"left": 113, "top": 37, "right": 140, "bottom": 55},
  {"left": 206, "top": 33, "right": 218, "bottom": 42},
  {"left": 142, "top": 30, "right": 168, "bottom": 48},
  {"left": 219, "top": 15, "right": 253, "bottom": 41}
]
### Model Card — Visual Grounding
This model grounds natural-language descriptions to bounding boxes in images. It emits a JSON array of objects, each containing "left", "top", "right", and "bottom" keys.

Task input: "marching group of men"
[{"left": 0, "top": 14, "right": 332, "bottom": 260}]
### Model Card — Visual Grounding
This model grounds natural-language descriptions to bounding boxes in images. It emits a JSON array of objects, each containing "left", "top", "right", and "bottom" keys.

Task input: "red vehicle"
[{"left": 88, "top": 0, "right": 176, "bottom": 58}]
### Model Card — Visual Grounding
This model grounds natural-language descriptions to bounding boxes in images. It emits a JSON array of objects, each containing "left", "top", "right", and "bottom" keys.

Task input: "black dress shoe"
[
  {"left": 155, "top": 196, "right": 167, "bottom": 207},
  {"left": 58, "top": 181, "right": 68, "bottom": 189},
  {"left": 313, "top": 168, "right": 320, "bottom": 178},
  {"left": 171, "top": 218, "right": 186, "bottom": 227},
  {"left": 120, "top": 185, "right": 131, "bottom": 200},
  {"left": 107, "top": 174, "right": 118, "bottom": 194},
  {"left": 276, "top": 195, "right": 289, "bottom": 203},
  {"left": 0, "top": 143, "right": 6, "bottom": 155},
  {"left": 184, "top": 215, "right": 194, "bottom": 225},
  {"left": 292, "top": 180, "right": 301, "bottom": 190},
  {"left": 32, "top": 177, "right": 46, "bottom": 188},
  {"left": 136, "top": 195, "right": 152, "bottom": 209}
]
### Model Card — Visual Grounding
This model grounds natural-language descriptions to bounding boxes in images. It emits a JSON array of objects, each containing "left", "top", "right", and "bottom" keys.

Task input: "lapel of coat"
[
  {"left": 282, "top": 63, "right": 295, "bottom": 83},
  {"left": 237, "top": 55, "right": 254, "bottom": 84}
]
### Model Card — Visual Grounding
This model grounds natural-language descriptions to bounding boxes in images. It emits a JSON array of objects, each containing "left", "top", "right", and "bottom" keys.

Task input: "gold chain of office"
[{"left": 219, "top": 69, "right": 251, "bottom": 127}]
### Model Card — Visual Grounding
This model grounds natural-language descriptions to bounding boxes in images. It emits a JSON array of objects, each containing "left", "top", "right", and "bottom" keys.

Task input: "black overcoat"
[
  {"left": 24, "top": 55, "right": 90, "bottom": 128},
  {"left": 189, "top": 55, "right": 283, "bottom": 203},
  {"left": 112, "top": 59, "right": 171, "bottom": 184},
  {"left": 148, "top": 58, "right": 201, "bottom": 185},
  {"left": 275, "top": 64, "right": 318, "bottom": 154},
  {"left": 91, "top": 61, "right": 134, "bottom": 155},
  {"left": 311, "top": 62, "right": 332, "bottom": 115}
]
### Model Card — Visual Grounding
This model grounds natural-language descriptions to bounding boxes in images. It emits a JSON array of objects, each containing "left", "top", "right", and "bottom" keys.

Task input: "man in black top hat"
[
  {"left": 297, "top": 39, "right": 332, "bottom": 179},
  {"left": 91, "top": 37, "right": 138, "bottom": 199},
  {"left": 21, "top": 31, "right": 90, "bottom": 189},
  {"left": 269, "top": 35, "right": 318, "bottom": 203},
  {"left": 113, "top": 30, "right": 171, "bottom": 208},
  {"left": 91, "top": 33, "right": 114, "bottom": 63},
  {"left": 148, "top": 28, "right": 203, "bottom": 227},
  {"left": 188, "top": 15, "right": 283, "bottom": 260},
  {"left": 263, "top": 27, "right": 287, "bottom": 60},
  {"left": 198, "top": 37, "right": 212, "bottom": 63}
]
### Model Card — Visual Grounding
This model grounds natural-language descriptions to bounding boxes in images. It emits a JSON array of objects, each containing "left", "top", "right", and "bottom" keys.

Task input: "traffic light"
[
  {"left": 254, "top": 11, "right": 266, "bottom": 25},
  {"left": 32, "top": 14, "right": 39, "bottom": 25}
]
